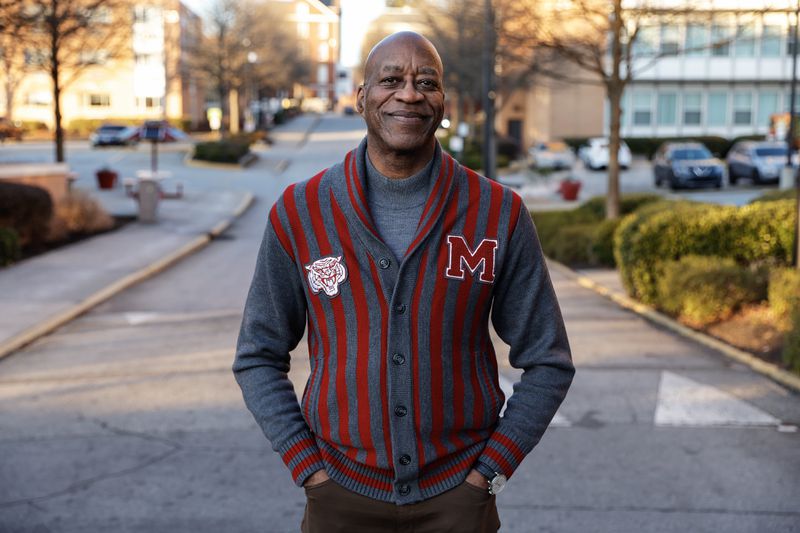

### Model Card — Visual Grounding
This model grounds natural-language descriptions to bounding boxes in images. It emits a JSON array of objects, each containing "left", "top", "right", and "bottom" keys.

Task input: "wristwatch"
[{"left": 488, "top": 472, "right": 507, "bottom": 495}]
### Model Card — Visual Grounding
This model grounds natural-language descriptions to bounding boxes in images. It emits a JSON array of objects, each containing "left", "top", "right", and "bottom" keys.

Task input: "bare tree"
[
  {"left": 19, "top": 0, "right": 130, "bottom": 162},
  {"left": 0, "top": 0, "right": 30, "bottom": 123},
  {"left": 506, "top": 0, "right": 765, "bottom": 218},
  {"left": 187, "top": 0, "right": 310, "bottom": 134}
]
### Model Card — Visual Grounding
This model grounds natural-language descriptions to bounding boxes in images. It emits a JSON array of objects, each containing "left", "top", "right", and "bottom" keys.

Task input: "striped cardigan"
[{"left": 233, "top": 139, "right": 574, "bottom": 505}]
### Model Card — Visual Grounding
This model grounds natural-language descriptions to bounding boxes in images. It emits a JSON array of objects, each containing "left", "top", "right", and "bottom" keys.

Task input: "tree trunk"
[
  {"left": 229, "top": 88, "right": 239, "bottom": 134},
  {"left": 51, "top": 35, "right": 64, "bottom": 162},
  {"left": 4, "top": 79, "right": 14, "bottom": 123},
  {"left": 606, "top": 83, "right": 622, "bottom": 219}
]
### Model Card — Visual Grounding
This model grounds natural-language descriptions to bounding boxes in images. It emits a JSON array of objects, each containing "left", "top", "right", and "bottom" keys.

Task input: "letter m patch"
[{"left": 444, "top": 235, "right": 498, "bottom": 284}]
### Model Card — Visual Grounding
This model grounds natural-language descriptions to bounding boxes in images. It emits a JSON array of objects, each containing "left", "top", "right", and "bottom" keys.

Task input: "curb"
[
  {"left": 547, "top": 260, "right": 800, "bottom": 394},
  {"left": 0, "top": 192, "right": 255, "bottom": 361}
]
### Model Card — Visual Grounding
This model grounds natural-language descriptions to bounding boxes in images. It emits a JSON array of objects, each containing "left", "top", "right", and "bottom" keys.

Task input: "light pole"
[{"left": 482, "top": 0, "right": 496, "bottom": 180}]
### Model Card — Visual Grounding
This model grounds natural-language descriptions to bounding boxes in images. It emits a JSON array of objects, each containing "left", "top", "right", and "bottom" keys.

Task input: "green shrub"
[
  {"left": 0, "top": 227, "right": 20, "bottom": 267},
  {"left": 550, "top": 223, "right": 598, "bottom": 265},
  {"left": 783, "top": 310, "right": 800, "bottom": 374},
  {"left": 531, "top": 208, "right": 598, "bottom": 258},
  {"left": 614, "top": 200, "right": 795, "bottom": 304},
  {"left": 577, "top": 193, "right": 663, "bottom": 219},
  {"left": 769, "top": 268, "right": 800, "bottom": 327},
  {"left": 656, "top": 255, "right": 767, "bottom": 326},
  {"left": 750, "top": 188, "right": 797, "bottom": 204},
  {"left": 193, "top": 138, "right": 252, "bottom": 163},
  {"left": 592, "top": 218, "right": 622, "bottom": 267},
  {"left": 0, "top": 182, "right": 53, "bottom": 248}
]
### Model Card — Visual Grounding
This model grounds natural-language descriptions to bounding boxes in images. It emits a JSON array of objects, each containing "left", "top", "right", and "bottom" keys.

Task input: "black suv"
[{"left": 653, "top": 142, "right": 723, "bottom": 190}]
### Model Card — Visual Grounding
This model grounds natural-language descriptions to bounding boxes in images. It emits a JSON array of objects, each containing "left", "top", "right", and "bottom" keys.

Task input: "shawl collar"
[{"left": 330, "top": 137, "right": 460, "bottom": 261}]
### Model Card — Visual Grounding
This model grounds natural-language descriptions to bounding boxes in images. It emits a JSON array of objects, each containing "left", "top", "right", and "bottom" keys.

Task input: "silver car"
[{"left": 726, "top": 141, "right": 789, "bottom": 185}]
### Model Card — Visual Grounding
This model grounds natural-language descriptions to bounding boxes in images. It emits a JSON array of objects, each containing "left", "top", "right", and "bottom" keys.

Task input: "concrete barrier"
[{"left": 0, "top": 163, "right": 73, "bottom": 203}]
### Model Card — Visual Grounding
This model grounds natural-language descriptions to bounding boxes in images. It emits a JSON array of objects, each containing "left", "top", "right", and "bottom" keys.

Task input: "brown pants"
[{"left": 301, "top": 479, "right": 501, "bottom": 533}]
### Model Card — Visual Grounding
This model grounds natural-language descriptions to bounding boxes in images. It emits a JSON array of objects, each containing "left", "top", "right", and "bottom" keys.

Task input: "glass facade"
[
  {"left": 683, "top": 93, "right": 702, "bottom": 125},
  {"left": 657, "top": 93, "right": 677, "bottom": 125},
  {"left": 708, "top": 92, "right": 728, "bottom": 126}
]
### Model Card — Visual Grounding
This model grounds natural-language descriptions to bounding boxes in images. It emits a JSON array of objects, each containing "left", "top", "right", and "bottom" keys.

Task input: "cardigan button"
[
  {"left": 379, "top": 258, "right": 391, "bottom": 269},
  {"left": 392, "top": 353, "right": 405, "bottom": 365},
  {"left": 398, "top": 484, "right": 411, "bottom": 496},
  {"left": 399, "top": 454, "right": 411, "bottom": 466},
  {"left": 394, "top": 405, "right": 407, "bottom": 417},
  {"left": 394, "top": 303, "right": 406, "bottom": 314}
]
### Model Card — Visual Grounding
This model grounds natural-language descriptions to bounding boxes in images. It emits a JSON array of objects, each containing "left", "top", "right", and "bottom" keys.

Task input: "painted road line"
[{"left": 654, "top": 371, "right": 781, "bottom": 428}]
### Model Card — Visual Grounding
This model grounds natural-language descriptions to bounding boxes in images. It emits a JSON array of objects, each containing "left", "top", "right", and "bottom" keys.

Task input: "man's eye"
[
  {"left": 418, "top": 79, "right": 438, "bottom": 89},
  {"left": 380, "top": 77, "right": 400, "bottom": 84}
]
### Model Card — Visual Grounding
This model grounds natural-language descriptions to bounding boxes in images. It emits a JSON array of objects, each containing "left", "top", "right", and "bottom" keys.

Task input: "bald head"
[
  {"left": 363, "top": 31, "right": 444, "bottom": 86},
  {"left": 356, "top": 30, "right": 445, "bottom": 176}
]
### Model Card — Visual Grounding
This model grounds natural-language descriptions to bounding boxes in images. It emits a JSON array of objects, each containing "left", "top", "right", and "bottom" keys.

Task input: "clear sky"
[{"left": 180, "top": 0, "right": 385, "bottom": 68}]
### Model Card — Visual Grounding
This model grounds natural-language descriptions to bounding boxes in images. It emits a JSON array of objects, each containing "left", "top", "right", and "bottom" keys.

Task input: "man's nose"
[{"left": 395, "top": 79, "right": 424, "bottom": 103}]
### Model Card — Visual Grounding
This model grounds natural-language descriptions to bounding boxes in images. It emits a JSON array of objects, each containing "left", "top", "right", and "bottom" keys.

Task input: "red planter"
[
  {"left": 559, "top": 180, "right": 582, "bottom": 201},
  {"left": 96, "top": 170, "right": 118, "bottom": 189}
]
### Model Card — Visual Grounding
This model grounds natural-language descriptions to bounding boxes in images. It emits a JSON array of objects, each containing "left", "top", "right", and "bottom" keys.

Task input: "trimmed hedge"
[
  {"left": 0, "top": 227, "right": 20, "bottom": 267},
  {"left": 0, "top": 182, "right": 53, "bottom": 248},
  {"left": 194, "top": 138, "right": 251, "bottom": 163},
  {"left": 532, "top": 193, "right": 662, "bottom": 267},
  {"left": 783, "top": 310, "right": 800, "bottom": 374},
  {"left": 769, "top": 268, "right": 800, "bottom": 328},
  {"left": 614, "top": 199, "right": 795, "bottom": 304},
  {"left": 656, "top": 255, "right": 766, "bottom": 326},
  {"left": 750, "top": 188, "right": 797, "bottom": 204}
]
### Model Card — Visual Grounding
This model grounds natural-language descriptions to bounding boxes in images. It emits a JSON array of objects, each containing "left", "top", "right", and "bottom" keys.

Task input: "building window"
[
  {"left": 25, "top": 91, "right": 51, "bottom": 106},
  {"left": 711, "top": 24, "right": 732, "bottom": 56},
  {"left": 708, "top": 92, "right": 728, "bottom": 126},
  {"left": 317, "top": 64, "right": 329, "bottom": 85},
  {"left": 632, "top": 91, "right": 652, "bottom": 126},
  {"left": 633, "top": 26, "right": 658, "bottom": 57},
  {"left": 757, "top": 91, "right": 779, "bottom": 127},
  {"left": 657, "top": 93, "right": 677, "bottom": 125},
  {"left": 87, "top": 94, "right": 111, "bottom": 107},
  {"left": 318, "top": 43, "right": 329, "bottom": 62},
  {"left": 685, "top": 24, "right": 708, "bottom": 56},
  {"left": 683, "top": 93, "right": 702, "bottom": 125},
  {"left": 761, "top": 25, "right": 782, "bottom": 57},
  {"left": 733, "top": 92, "right": 752, "bottom": 125},
  {"left": 786, "top": 91, "right": 800, "bottom": 111},
  {"left": 79, "top": 49, "right": 109, "bottom": 65},
  {"left": 133, "top": 6, "right": 160, "bottom": 24},
  {"left": 660, "top": 24, "right": 680, "bottom": 56},
  {"left": 734, "top": 24, "right": 756, "bottom": 57},
  {"left": 318, "top": 22, "right": 329, "bottom": 40},
  {"left": 298, "top": 22, "right": 309, "bottom": 39},
  {"left": 136, "top": 96, "right": 161, "bottom": 109}
]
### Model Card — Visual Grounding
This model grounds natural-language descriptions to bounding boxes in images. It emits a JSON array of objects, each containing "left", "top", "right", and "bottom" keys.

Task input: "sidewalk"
[{"left": 0, "top": 187, "right": 253, "bottom": 360}]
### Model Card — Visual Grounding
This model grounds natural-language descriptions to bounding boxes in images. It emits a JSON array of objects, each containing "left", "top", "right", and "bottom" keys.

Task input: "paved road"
[{"left": 1, "top": 115, "right": 799, "bottom": 532}]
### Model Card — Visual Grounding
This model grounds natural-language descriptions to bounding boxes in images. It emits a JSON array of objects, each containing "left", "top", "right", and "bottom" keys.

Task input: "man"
[{"left": 234, "top": 32, "right": 574, "bottom": 532}]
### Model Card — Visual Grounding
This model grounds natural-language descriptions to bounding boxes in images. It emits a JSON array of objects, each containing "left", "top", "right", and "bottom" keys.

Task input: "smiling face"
[{"left": 357, "top": 33, "right": 445, "bottom": 162}]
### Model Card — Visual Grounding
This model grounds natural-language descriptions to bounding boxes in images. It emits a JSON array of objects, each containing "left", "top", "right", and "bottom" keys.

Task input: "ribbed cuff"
[
  {"left": 475, "top": 430, "right": 528, "bottom": 479},
  {"left": 278, "top": 431, "right": 325, "bottom": 487}
]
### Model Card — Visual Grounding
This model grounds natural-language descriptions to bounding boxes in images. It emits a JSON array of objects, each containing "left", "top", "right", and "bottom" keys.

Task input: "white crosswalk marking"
[{"left": 654, "top": 371, "right": 781, "bottom": 427}]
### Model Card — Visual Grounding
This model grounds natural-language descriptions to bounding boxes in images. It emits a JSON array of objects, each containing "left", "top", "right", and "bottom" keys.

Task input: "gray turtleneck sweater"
[{"left": 365, "top": 154, "right": 434, "bottom": 262}]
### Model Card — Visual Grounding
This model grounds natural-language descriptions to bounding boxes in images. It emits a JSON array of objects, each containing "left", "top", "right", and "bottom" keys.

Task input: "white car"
[
  {"left": 578, "top": 137, "right": 632, "bottom": 170},
  {"left": 528, "top": 141, "right": 576, "bottom": 170}
]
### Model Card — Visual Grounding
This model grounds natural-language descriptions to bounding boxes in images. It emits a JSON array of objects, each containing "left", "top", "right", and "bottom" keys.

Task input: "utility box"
[{"left": 137, "top": 179, "right": 160, "bottom": 223}]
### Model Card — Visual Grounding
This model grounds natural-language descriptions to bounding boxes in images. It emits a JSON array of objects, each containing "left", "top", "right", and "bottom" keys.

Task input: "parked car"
[
  {"left": 89, "top": 124, "right": 139, "bottom": 147},
  {"left": 528, "top": 141, "right": 575, "bottom": 169},
  {"left": 0, "top": 118, "right": 23, "bottom": 142},
  {"left": 578, "top": 137, "right": 632, "bottom": 170},
  {"left": 726, "top": 140, "right": 792, "bottom": 185},
  {"left": 653, "top": 142, "right": 723, "bottom": 189}
]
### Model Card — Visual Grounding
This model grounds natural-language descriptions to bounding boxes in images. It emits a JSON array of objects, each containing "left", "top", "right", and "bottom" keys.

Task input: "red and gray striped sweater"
[{"left": 233, "top": 140, "right": 574, "bottom": 505}]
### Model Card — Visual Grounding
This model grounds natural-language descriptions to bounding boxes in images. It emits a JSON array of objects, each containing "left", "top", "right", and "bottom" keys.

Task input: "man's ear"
[{"left": 356, "top": 84, "right": 365, "bottom": 114}]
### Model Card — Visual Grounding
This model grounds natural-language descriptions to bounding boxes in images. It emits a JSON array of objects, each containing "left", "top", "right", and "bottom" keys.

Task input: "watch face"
[{"left": 489, "top": 474, "right": 507, "bottom": 495}]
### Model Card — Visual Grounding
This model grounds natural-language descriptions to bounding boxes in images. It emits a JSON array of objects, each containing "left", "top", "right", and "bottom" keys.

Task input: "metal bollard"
[{"left": 137, "top": 179, "right": 160, "bottom": 223}]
